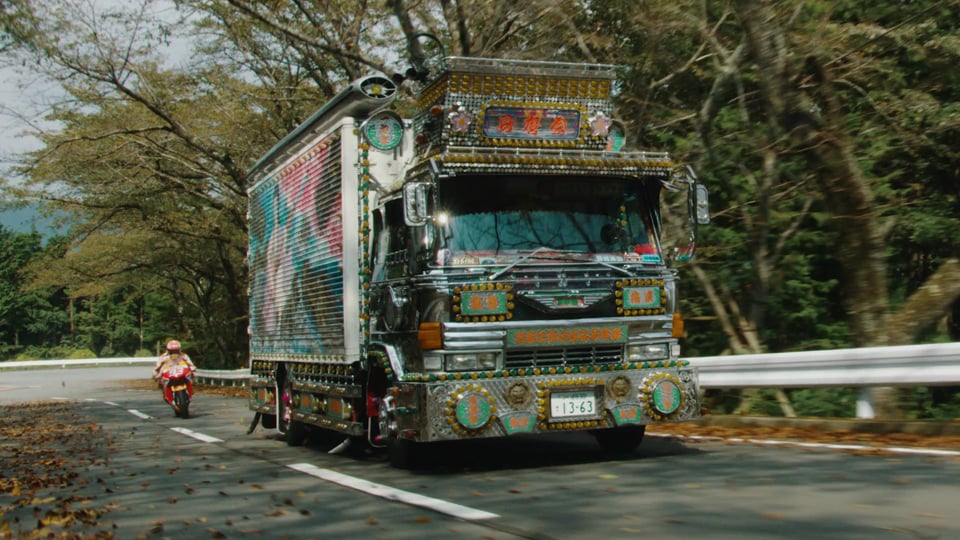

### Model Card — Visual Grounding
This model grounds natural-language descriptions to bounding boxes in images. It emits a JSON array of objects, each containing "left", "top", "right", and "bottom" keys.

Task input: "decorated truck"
[{"left": 246, "top": 54, "right": 710, "bottom": 467}]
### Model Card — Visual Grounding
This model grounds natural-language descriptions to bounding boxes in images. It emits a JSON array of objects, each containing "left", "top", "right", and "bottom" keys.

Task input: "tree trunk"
[
  {"left": 885, "top": 259, "right": 960, "bottom": 345},
  {"left": 733, "top": 1, "right": 900, "bottom": 416}
]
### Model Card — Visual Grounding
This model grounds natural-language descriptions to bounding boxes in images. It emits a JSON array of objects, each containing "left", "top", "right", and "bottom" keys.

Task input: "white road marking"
[
  {"left": 0, "top": 385, "right": 40, "bottom": 391},
  {"left": 127, "top": 409, "right": 152, "bottom": 420},
  {"left": 288, "top": 463, "right": 499, "bottom": 521},
  {"left": 654, "top": 433, "right": 960, "bottom": 457},
  {"left": 104, "top": 401, "right": 120, "bottom": 406},
  {"left": 170, "top": 427, "right": 223, "bottom": 443}
]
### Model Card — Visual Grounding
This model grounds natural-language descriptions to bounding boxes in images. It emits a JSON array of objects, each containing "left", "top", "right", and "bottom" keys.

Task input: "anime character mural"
[{"left": 250, "top": 134, "right": 346, "bottom": 356}]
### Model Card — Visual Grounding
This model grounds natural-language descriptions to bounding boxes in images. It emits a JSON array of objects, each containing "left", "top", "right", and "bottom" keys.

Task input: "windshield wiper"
[
  {"left": 593, "top": 260, "right": 633, "bottom": 277},
  {"left": 488, "top": 246, "right": 549, "bottom": 281},
  {"left": 487, "top": 247, "right": 594, "bottom": 281}
]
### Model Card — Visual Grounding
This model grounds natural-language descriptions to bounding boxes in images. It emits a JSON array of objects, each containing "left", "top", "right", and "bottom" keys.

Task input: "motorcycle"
[{"left": 160, "top": 362, "right": 195, "bottom": 418}]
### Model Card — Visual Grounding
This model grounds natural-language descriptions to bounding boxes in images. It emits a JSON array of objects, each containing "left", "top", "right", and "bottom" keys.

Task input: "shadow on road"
[{"left": 293, "top": 428, "right": 702, "bottom": 475}]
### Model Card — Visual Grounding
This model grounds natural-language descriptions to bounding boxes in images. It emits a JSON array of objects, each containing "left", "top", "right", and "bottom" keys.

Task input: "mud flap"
[{"left": 247, "top": 412, "right": 261, "bottom": 434}]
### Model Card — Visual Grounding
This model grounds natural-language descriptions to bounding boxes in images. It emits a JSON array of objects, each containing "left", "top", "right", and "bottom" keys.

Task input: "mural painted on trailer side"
[{"left": 248, "top": 135, "right": 345, "bottom": 356}]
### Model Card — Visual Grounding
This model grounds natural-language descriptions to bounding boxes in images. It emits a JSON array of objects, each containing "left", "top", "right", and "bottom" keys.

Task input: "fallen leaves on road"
[
  {"left": 647, "top": 422, "right": 960, "bottom": 453},
  {"left": 0, "top": 401, "right": 116, "bottom": 539}
]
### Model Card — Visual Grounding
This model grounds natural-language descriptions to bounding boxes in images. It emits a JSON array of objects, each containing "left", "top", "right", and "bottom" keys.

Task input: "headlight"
[
  {"left": 423, "top": 354, "right": 443, "bottom": 372},
  {"left": 626, "top": 343, "right": 670, "bottom": 361},
  {"left": 445, "top": 352, "right": 499, "bottom": 371},
  {"left": 478, "top": 352, "right": 498, "bottom": 370}
]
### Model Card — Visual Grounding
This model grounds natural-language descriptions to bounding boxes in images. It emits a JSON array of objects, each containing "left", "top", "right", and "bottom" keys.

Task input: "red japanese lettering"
[
  {"left": 550, "top": 115, "right": 568, "bottom": 135},
  {"left": 523, "top": 113, "right": 541, "bottom": 136},
  {"left": 498, "top": 114, "right": 515, "bottom": 134}
]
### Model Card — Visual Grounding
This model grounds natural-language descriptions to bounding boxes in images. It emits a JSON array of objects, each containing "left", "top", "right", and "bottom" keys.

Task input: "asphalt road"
[{"left": 2, "top": 366, "right": 959, "bottom": 539}]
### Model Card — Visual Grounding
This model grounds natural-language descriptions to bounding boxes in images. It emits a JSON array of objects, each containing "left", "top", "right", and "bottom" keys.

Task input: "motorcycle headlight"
[{"left": 626, "top": 343, "right": 670, "bottom": 361}]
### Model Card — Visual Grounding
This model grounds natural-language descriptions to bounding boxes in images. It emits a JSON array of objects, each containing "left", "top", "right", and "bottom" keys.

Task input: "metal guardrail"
[
  {"left": 5, "top": 343, "right": 959, "bottom": 419},
  {"left": 6, "top": 342, "right": 960, "bottom": 391},
  {"left": 0, "top": 357, "right": 156, "bottom": 368},
  {"left": 0, "top": 358, "right": 247, "bottom": 386},
  {"left": 688, "top": 342, "right": 960, "bottom": 389},
  {"left": 193, "top": 369, "right": 249, "bottom": 385}
]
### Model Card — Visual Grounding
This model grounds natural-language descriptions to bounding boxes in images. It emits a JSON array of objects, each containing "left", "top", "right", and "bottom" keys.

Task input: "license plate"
[
  {"left": 550, "top": 391, "right": 598, "bottom": 419},
  {"left": 171, "top": 385, "right": 187, "bottom": 392}
]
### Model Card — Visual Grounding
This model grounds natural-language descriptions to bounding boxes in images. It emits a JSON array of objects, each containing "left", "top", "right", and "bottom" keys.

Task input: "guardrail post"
[{"left": 855, "top": 389, "right": 875, "bottom": 419}]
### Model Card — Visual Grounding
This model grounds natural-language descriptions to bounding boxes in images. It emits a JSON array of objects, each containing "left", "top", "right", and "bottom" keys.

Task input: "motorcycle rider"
[{"left": 153, "top": 340, "right": 196, "bottom": 387}]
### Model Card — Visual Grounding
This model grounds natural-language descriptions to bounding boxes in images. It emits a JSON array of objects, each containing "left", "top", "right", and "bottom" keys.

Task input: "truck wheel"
[
  {"left": 377, "top": 393, "right": 421, "bottom": 468},
  {"left": 593, "top": 425, "right": 646, "bottom": 454},
  {"left": 279, "top": 380, "right": 307, "bottom": 447},
  {"left": 286, "top": 420, "right": 308, "bottom": 447},
  {"left": 387, "top": 437, "right": 420, "bottom": 469}
]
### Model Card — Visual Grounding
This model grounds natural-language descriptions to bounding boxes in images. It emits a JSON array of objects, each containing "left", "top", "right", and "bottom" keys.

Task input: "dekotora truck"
[{"left": 246, "top": 55, "right": 710, "bottom": 467}]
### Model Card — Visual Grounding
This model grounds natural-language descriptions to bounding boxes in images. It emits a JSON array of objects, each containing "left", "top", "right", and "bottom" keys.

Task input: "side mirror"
[
  {"left": 660, "top": 166, "right": 709, "bottom": 264},
  {"left": 682, "top": 165, "right": 710, "bottom": 225},
  {"left": 403, "top": 182, "right": 431, "bottom": 226},
  {"left": 695, "top": 183, "right": 710, "bottom": 225}
]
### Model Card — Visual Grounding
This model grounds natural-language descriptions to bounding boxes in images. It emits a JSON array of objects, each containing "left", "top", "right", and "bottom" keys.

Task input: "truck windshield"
[{"left": 436, "top": 175, "right": 660, "bottom": 261}]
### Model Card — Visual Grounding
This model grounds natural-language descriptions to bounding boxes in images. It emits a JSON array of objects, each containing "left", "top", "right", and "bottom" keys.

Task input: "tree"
[
  {"left": 1, "top": 0, "right": 268, "bottom": 365},
  {"left": 578, "top": 1, "right": 960, "bottom": 416},
  {"left": 0, "top": 226, "right": 42, "bottom": 351},
  {"left": 2, "top": 0, "right": 614, "bottom": 366},
  {"left": 729, "top": 1, "right": 960, "bottom": 415}
]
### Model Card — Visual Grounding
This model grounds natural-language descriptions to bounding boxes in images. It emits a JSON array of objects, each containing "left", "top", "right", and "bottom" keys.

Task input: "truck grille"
[{"left": 504, "top": 345, "right": 623, "bottom": 369}]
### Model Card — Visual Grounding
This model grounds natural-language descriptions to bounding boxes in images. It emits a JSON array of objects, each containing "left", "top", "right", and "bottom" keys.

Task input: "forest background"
[{"left": 1, "top": 0, "right": 959, "bottom": 419}]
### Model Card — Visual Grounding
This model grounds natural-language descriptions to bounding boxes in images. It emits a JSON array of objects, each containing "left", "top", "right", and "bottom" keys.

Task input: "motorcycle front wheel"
[{"left": 174, "top": 390, "right": 190, "bottom": 419}]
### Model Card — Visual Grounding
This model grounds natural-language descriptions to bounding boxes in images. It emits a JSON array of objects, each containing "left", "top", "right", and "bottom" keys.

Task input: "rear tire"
[
  {"left": 286, "top": 420, "right": 307, "bottom": 447},
  {"left": 593, "top": 425, "right": 646, "bottom": 454},
  {"left": 279, "top": 378, "right": 307, "bottom": 446}
]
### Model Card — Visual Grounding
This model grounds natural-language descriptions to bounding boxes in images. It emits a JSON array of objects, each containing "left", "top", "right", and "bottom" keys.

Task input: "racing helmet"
[{"left": 166, "top": 340, "right": 181, "bottom": 352}]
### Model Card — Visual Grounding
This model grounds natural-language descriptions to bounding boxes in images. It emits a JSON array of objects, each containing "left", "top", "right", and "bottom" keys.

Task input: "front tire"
[
  {"left": 387, "top": 437, "right": 421, "bottom": 469},
  {"left": 376, "top": 390, "right": 420, "bottom": 468},
  {"left": 174, "top": 390, "right": 190, "bottom": 419}
]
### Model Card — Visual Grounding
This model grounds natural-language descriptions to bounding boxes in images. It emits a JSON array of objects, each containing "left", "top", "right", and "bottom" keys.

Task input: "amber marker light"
[
  {"left": 418, "top": 322, "right": 443, "bottom": 350},
  {"left": 672, "top": 312, "right": 685, "bottom": 339}
]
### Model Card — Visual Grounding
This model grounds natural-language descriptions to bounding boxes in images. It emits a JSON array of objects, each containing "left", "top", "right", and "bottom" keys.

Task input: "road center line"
[
  {"left": 170, "top": 427, "right": 224, "bottom": 443},
  {"left": 288, "top": 463, "right": 499, "bottom": 521},
  {"left": 127, "top": 409, "right": 152, "bottom": 420}
]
